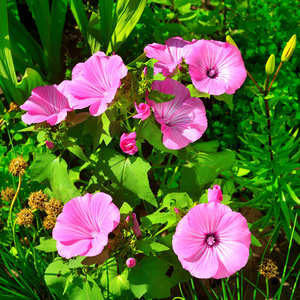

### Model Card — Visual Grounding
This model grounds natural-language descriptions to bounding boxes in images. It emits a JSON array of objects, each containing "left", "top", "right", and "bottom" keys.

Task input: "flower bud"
[
  {"left": 126, "top": 258, "right": 136, "bottom": 268},
  {"left": 45, "top": 141, "right": 54, "bottom": 149},
  {"left": 132, "top": 213, "right": 142, "bottom": 239},
  {"left": 281, "top": 34, "right": 296, "bottom": 62},
  {"left": 208, "top": 185, "right": 223, "bottom": 204},
  {"left": 265, "top": 54, "right": 275, "bottom": 75},
  {"left": 226, "top": 35, "right": 238, "bottom": 49}
]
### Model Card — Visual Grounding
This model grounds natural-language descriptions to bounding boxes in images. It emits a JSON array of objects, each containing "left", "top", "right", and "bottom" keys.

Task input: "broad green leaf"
[
  {"left": 66, "top": 275, "right": 104, "bottom": 300},
  {"left": 128, "top": 256, "right": 172, "bottom": 299},
  {"left": 186, "top": 84, "right": 210, "bottom": 99},
  {"left": 61, "top": 137, "right": 89, "bottom": 162},
  {"left": 214, "top": 93, "right": 234, "bottom": 110},
  {"left": 0, "top": 0, "right": 22, "bottom": 104},
  {"left": 180, "top": 150, "right": 235, "bottom": 198},
  {"left": 16, "top": 68, "right": 44, "bottom": 101},
  {"left": 99, "top": 0, "right": 114, "bottom": 52},
  {"left": 250, "top": 234, "right": 262, "bottom": 247},
  {"left": 192, "top": 140, "right": 219, "bottom": 153},
  {"left": 136, "top": 117, "right": 187, "bottom": 160},
  {"left": 108, "top": 0, "right": 147, "bottom": 53},
  {"left": 99, "top": 258, "right": 134, "bottom": 299},
  {"left": 147, "top": 90, "right": 175, "bottom": 103},
  {"left": 136, "top": 240, "right": 169, "bottom": 255},
  {"left": 30, "top": 153, "right": 81, "bottom": 203},
  {"left": 87, "top": 12, "right": 101, "bottom": 53},
  {"left": 35, "top": 237, "right": 57, "bottom": 252},
  {"left": 44, "top": 258, "right": 70, "bottom": 300},
  {"left": 69, "top": 0, "right": 88, "bottom": 41},
  {"left": 97, "top": 148, "right": 157, "bottom": 207}
]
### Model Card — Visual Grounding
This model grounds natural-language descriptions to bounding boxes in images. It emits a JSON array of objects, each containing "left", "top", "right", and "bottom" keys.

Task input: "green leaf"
[
  {"left": 69, "top": 0, "right": 88, "bottom": 41},
  {"left": 128, "top": 256, "right": 172, "bottom": 299},
  {"left": 99, "top": 258, "right": 134, "bottom": 299},
  {"left": 30, "top": 153, "right": 81, "bottom": 203},
  {"left": 66, "top": 275, "right": 104, "bottom": 300},
  {"left": 186, "top": 84, "right": 210, "bottom": 99},
  {"left": 136, "top": 240, "right": 169, "bottom": 255},
  {"left": 97, "top": 148, "right": 157, "bottom": 207},
  {"left": 44, "top": 258, "right": 70, "bottom": 300},
  {"left": 35, "top": 237, "right": 57, "bottom": 252},
  {"left": 136, "top": 117, "right": 187, "bottom": 160},
  {"left": 250, "top": 234, "right": 262, "bottom": 247},
  {"left": 87, "top": 12, "right": 101, "bottom": 53},
  {"left": 214, "top": 93, "right": 234, "bottom": 110},
  {"left": 192, "top": 140, "right": 219, "bottom": 153},
  {"left": 180, "top": 150, "right": 235, "bottom": 198},
  {"left": 16, "top": 68, "right": 44, "bottom": 101},
  {"left": 147, "top": 90, "right": 175, "bottom": 103},
  {"left": 108, "top": 0, "right": 147, "bottom": 53}
]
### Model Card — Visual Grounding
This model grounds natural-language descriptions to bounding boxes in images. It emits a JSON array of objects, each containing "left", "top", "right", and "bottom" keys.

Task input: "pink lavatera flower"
[
  {"left": 144, "top": 37, "right": 194, "bottom": 77},
  {"left": 120, "top": 132, "right": 138, "bottom": 155},
  {"left": 147, "top": 78, "right": 207, "bottom": 150},
  {"left": 133, "top": 102, "right": 151, "bottom": 121},
  {"left": 208, "top": 185, "right": 223, "bottom": 203},
  {"left": 185, "top": 40, "right": 247, "bottom": 95},
  {"left": 52, "top": 192, "right": 120, "bottom": 259},
  {"left": 20, "top": 81, "right": 73, "bottom": 126},
  {"left": 172, "top": 186, "right": 251, "bottom": 279},
  {"left": 68, "top": 51, "right": 128, "bottom": 116}
]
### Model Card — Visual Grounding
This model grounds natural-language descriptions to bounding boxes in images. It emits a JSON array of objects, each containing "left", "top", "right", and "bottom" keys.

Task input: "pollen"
[{"left": 8, "top": 156, "right": 28, "bottom": 177}]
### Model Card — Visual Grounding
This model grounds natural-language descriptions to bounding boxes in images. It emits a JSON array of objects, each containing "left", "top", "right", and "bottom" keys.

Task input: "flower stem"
[
  {"left": 266, "top": 61, "right": 283, "bottom": 94},
  {"left": 265, "top": 278, "right": 269, "bottom": 300},
  {"left": 263, "top": 96, "right": 274, "bottom": 161},
  {"left": 9, "top": 174, "right": 22, "bottom": 227},
  {"left": 190, "top": 278, "right": 198, "bottom": 300},
  {"left": 246, "top": 69, "right": 264, "bottom": 94}
]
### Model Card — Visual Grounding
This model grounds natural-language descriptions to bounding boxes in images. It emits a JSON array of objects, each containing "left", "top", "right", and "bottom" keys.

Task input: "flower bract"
[
  {"left": 147, "top": 78, "right": 207, "bottom": 150},
  {"left": 186, "top": 39, "right": 247, "bottom": 95},
  {"left": 52, "top": 192, "right": 120, "bottom": 259},
  {"left": 172, "top": 186, "right": 251, "bottom": 279}
]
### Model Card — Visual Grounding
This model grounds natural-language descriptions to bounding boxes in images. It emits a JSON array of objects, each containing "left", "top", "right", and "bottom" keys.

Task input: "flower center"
[
  {"left": 207, "top": 69, "right": 216, "bottom": 78},
  {"left": 206, "top": 234, "right": 216, "bottom": 246}
]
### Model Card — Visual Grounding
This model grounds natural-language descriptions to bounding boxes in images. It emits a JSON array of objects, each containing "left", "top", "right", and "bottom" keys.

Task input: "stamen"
[
  {"left": 207, "top": 69, "right": 216, "bottom": 78},
  {"left": 206, "top": 235, "right": 215, "bottom": 246}
]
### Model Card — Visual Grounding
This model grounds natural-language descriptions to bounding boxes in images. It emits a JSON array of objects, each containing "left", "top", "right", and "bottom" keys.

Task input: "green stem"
[
  {"left": 178, "top": 283, "right": 186, "bottom": 300},
  {"left": 267, "top": 61, "right": 283, "bottom": 94},
  {"left": 190, "top": 278, "right": 198, "bottom": 300},
  {"left": 106, "top": 259, "right": 109, "bottom": 298},
  {"left": 266, "top": 278, "right": 269, "bottom": 300},
  {"left": 264, "top": 97, "right": 273, "bottom": 161},
  {"left": 246, "top": 69, "right": 264, "bottom": 94},
  {"left": 221, "top": 279, "right": 227, "bottom": 299},
  {"left": 264, "top": 74, "right": 270, "bottom": 95}
]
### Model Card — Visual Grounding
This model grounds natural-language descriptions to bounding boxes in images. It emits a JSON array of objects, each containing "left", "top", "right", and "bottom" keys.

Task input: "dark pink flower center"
[
  {"left": 206, "top": 234, "right": 217, "bottom": 246},
  {"left": 207, "top": 69, "right": 217, "bottom": 78}
]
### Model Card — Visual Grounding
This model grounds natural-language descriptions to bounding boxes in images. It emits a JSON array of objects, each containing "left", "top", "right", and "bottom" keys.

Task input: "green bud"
[
  {"left": 226, "top": 35, "right": 238, "bottom": 49},
  {"left": 265, "top": 54, "right": 275, "bottom": 75},
  {"left": 281, "top": 34, "right": 296, "bottom": 62}
]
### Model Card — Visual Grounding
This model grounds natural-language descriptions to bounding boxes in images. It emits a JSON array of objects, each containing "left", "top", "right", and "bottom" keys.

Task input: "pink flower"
[
  {"left": 147, "top": 78, "right": 207, "bottom": 150},
  {"left": 120, "top": 132, "right": 138, "bottom": 155},
  {"left": 52, "top": 192, "right": 120, "bottom": 259},
  {"left": 68, "top": 51, "right": 128, "bottom": 116},
  {"left": 20, "top": 81, "right": 73, "bottom": 126},
  {"left": 133, "top": 102, "right": 151, "bottom": 121},
  {"left": 185, "top": 40, "right": 247, "bottom": 95},
  {"left": 208, "top": 185, "right": 223, "bottom": 203},
  {"left": 172, "top": 188, "right": 251, "bottom": 279},
  {"left": 144, "top": 37, "right": 194, "bottom": 76},
  {"left": 45, "top": 141, "right": 54, "bottom": 149},
  {"left": 126, "top": 258, "right": 136, "bottom": 268},
  {"left": 132, "top": 213, "right": 142, "bottom": 239}
]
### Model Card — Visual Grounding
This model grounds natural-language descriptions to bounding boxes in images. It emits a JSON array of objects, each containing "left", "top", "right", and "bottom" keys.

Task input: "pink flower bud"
[
  {"left": 126, "top": 258, "right": 136, "bottom": 268},
  {"left": 208, "top": 185, "right": 223, "bottom": 203},
  {"left": 174, "top": 207, "right": 180, "bottom": 214},
  {"left": 45, "top": 141, "right": 54, "bottom": 149},
  {"left": 120, "top": 132, "right": 138, "bottom": 155},
  {"left": 133, "top": 102, "right": 151, "bottom": 121},
  {"left": 132, "top": 213, "right": 142, "bottom": 239},
  {"left": 125, "top": 216, "right": 130, "bottom": 222}
]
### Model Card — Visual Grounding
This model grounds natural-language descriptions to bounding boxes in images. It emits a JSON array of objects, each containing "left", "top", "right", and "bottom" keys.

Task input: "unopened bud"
[
  {"left": 226, "top": 35, "right": 238, "bottom": 49},
  {"left": 281, "top": 34, "right": 296, "bottom": 62},
  {"left": 126, "top": 258, "right": 136, "bottom": 268},
  {"left": 265, "top": 54, "right": 275, "bottom": 75}
]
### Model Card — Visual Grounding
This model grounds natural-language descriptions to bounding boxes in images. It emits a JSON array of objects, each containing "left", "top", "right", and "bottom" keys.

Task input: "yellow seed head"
[
  {"left": 43, "top": 215, "right": 57, "bottom": 230},
  {"left": 281, "top": 34, "right": 296, "bottom": 62},
  {"left": 265, "top": 54, "right": 275, "bottom": 75},
  {"left": 258, "top": 258, "right": 279, "bottom": 279},
  {"left": 45, "top": 198, "right": 63, "bottom": 216},
  {"left": 16, "top": 208, "right": 34, "bottom": 226},
  {"left": 226, "top": 35, "right": 238, "bottom": 49},
  {"left": 28, "top": 190, "right": 49, "bottom": 211},
  {"left": 8, "top": 157, "right": 27, "bottom": 176},
  {"left": 1, "top": 187, "right": 16, "bottom": 202}
]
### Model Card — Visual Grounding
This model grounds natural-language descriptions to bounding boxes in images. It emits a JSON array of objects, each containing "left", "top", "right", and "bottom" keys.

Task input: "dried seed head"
[
  {"left": 1, "top": 187, "right": 16, "bottom": 202},
  {"left": 9, "top": 102, "right": 19, "bottom": 112},
  {"left": 258, "top": 258, "right": 279, "bottom": 279},
  {"left": 28, "top": 190, "right": 49, "bottom": 211},
  {"left": 16, "top": 208, "right": 34, "bottom": 226},
  {"left": 45, "top": 198, "right": 63, "bottom": 216},
  {"left": 43, "top": 215, "right": 57, "bottom": 230},
  {"left": 8, "top": 157, "right": 27, "bottom": 177}
]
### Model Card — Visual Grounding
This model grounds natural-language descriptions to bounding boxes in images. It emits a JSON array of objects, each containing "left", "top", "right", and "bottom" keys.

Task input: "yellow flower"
[
  {"left": 281, "top": 34, "right": 296, "bottom": 62},
  {"left": 265, "top": 54, "right": 275, "bottom": 75},
  {"left": 226, "top": 35, "right": 238, "bottom": 49}
]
